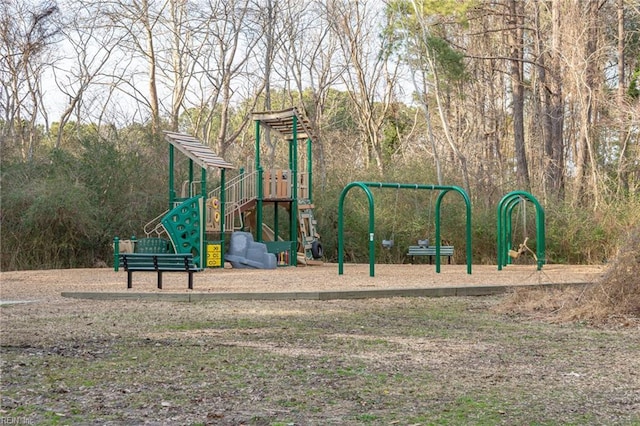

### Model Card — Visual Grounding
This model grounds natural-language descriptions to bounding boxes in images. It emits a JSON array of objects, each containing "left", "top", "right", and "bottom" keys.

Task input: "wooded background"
[{"left": 1, "top": 0, "right": 638, "bottom": 270}]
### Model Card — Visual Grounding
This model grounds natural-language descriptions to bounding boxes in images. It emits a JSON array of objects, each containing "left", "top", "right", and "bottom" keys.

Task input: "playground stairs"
[{"left": 297, "top": 199, "right": 322, "bottom": 262}]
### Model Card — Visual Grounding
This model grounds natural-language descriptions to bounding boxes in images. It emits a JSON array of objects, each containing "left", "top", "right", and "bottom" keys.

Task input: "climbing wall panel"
[{"left": 162, "top": 196, "right": 204, "bottom": 268}]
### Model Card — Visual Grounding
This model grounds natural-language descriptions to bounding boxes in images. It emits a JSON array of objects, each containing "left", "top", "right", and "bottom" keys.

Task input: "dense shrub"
[
  {"left": 1, "top": 133, "right": 636, "bottom": 270},
  {"left": 1, "top": 135, "right": 167, "bottom": 270}
]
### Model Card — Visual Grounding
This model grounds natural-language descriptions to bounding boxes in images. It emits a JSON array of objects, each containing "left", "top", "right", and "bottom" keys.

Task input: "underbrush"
[{"left": 498, "top": 226, "right": 640, "bottom": 326}]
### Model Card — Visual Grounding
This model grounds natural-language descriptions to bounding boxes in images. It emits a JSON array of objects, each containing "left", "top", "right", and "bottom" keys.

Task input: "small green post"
[{"left": 113, "top": 237, "right": 119, "bottom": 271}]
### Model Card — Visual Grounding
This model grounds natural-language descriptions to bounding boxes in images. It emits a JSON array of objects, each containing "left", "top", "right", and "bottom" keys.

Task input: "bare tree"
[
  {"left": 276, "top": 0, "right": 343, "bottom": 181},
  {"left": 536, "top": 0, "right": 566, "bottom": 199},
  {"left": 561, "top": 1, "right": 605, "bottom": 208},
  {"left": 53, "top": 1, "right": 125, "bottom": 149},
  {"left": 101, "top": 0, "right": 165, "bottom": 134},
  {"left": 615, "top": 0, "right": 635, "bottom": 196},
  {"left": 0, "top": 0, "right": 59, "bottom": 161},
  {"left": 326, "top": 0, "right": 398, "bottom": 172},
  {"left": 507, "top": 0, "right": 529, "bottom": 190},
  {"left": 156, "top": 0, "right": 205, "bottom": 132},
  {"left": 186, "top": 0, "right": 265, "bottom": 157},
  {"left": 387, "top": 0, "right": 472, "bottom": 190}
]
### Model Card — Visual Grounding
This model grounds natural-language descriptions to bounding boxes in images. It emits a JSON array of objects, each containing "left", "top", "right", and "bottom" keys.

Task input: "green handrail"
[{"left": 338, "top": 181, "right": 472, "bottom": 277}]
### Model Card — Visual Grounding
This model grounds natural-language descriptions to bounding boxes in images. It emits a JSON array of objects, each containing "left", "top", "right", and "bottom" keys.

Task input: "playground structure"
[
  {"left": 112, "top": 107, "right": 545, "bottom": 275},
  {"left": 114, "top": 107, "right": 323, "bottom": 270},
  {"left": 337, "top": 182, "right": 473, "bottom": 277}
]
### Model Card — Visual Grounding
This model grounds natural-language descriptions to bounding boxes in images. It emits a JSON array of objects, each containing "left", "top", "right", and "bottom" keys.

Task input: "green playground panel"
[
  {"left": 266, "top": 240, "right": 295, "bottom": 266},
  {"left": 162, "top": 196, "right": 203, "bottom": 268}
]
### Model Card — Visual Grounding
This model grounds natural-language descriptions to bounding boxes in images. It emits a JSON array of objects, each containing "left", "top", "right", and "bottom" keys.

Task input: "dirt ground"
[
  {"left": 0, "top": 263, "right": 606, "bottom": 301},
  {"left": 3, "top": 263, "right": 639, "bottom": 425}
]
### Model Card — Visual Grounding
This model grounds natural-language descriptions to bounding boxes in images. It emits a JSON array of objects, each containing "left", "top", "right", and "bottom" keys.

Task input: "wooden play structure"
[{"left": 114, "top": 107, "right": 322, "bottom": 270}]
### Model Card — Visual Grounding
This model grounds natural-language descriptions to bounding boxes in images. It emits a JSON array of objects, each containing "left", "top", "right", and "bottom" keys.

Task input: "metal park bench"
[
  {"left": 407, "top": 245, "right": 455, "bottom": 264},
  {"left": 119, "top": 253, "right": 198, "bottom": 289}
]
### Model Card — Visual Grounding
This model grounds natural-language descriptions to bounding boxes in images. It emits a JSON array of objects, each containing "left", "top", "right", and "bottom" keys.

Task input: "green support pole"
[
  {"left": 169, "top": 145, "right": 175, "bottom": 210},
  {"left": 255, "top": 120, "right": 261, "bottom": 171},
  {"left": 189, "top": 159, "right": 194, "bottom": 197},
  {"left": 257, "top": 167, "right": 263, "bottom": 242},
  {"left": 255, "top": 120, "right": 263, "bottom": 242},
  {"left": 220, "top": 168, "right": 226, "bottom": 258},
  {"left": 201, "top": 165, "right": 207, "bottom": 266},
  {"left": 272, "top": 201, "right": 278, "bottom": 243},
  {"left": 338, "top": 182, "right": 376, "bottom": 276},
  {"left": 290, "top": 114, "right": 298, "bottom": 266}
]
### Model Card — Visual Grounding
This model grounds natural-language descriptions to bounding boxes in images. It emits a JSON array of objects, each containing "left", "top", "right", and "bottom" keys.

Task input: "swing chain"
[{"left": 382, "top": 186, "right": 400, "bottom": 249}]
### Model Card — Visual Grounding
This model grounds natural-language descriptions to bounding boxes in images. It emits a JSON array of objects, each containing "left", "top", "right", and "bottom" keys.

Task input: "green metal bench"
[
  {"left": 119, "top": 253, "right": 198, "bottom": 289},
  {"left": 407, "top": 245, "right": 454, "bottom": 264}
]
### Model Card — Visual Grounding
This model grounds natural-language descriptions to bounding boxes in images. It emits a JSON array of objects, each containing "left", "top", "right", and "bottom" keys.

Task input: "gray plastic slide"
[{"left": 224, "top": 232, "right": 277, "bottom": 269}]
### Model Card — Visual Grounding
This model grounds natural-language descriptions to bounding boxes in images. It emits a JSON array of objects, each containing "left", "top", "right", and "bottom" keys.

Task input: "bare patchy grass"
[{"left": 1, "top": 264, "right": 639, "bottom": 425}]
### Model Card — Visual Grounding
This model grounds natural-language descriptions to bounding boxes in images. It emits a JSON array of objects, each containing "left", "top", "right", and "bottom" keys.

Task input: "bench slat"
[
  {"left": 126, "top": 260, "right": 194, "bottom": 269},
  {"left": 125, "top": 266, "right": 197, "bottom": 272}
]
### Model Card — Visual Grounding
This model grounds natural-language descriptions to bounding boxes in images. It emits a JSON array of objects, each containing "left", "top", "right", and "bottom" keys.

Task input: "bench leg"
[
  {"left": 188, "top": 272, "right": 193, "bottom": 290},
  {"left": 127, "top": 271, "right": 133, "bottom": 289},
  {"left": 157, "top": 271, "right": 163, "bottom": 289}
]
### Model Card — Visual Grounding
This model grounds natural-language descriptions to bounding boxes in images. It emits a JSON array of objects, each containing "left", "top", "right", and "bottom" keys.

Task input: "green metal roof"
[{"left": 163, "top": 131, "right": 235, "bottom": 170}]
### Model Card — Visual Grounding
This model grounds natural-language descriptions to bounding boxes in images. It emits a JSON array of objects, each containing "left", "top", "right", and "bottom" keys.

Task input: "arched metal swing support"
[
  {"left": 496, "top": 191, "right": 546, "bottom": 271},
  {"left": 337, "top": 182, "right": 472, "bottom": 277}
]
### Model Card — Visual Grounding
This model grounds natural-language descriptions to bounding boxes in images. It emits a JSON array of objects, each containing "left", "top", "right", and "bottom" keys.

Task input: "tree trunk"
[
  {"left": 540, "top": 0, "right": 565, "bottom": 199},
  {"left": 616, "top": 0, "right": 630, "bottom": 195},
  {"left": 141, "top": 0, "right": 160, "bottom": 135},
  {"left": 509, "top": 0, "right": 529, "bottom": 190}
]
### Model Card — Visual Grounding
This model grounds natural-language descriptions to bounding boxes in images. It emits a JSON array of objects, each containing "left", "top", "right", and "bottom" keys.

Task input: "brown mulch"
[{"left": 0, "top": 263, "right": 605, "bottom": 301}]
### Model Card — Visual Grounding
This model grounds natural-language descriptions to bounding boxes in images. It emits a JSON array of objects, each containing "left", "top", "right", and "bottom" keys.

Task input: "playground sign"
[{"left": 207, "top": 243, "right": 222, "bottom": 267}]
